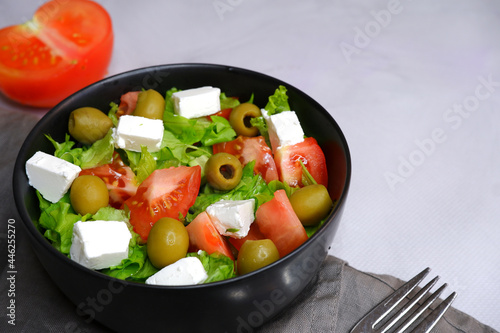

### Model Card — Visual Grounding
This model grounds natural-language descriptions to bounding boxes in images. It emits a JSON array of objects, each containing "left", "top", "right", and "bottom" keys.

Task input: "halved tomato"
[
  {"left": 255, "top": 189, "right": 308, "bottom": 257},
  {"left": 79, "top": 153, "right": 137, "bottom": 209},
  {"left": 0, "top": 0, "right": 113, "bottom": 107},
  {"left": 186, "top": 211, "right": 234, "bottom": 260},
  {"left": 274, "top": 137, "right": 328, "bottom": 188},
  {"left": 213, "top": 136, "right": 279, "bottom": 183},
  {"left": 124, "top": 166, "right": 201, "bottom": 241}
]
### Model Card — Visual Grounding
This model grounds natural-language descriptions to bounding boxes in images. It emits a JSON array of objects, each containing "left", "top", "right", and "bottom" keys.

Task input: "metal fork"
[{"left": 350, "top": 268, "right": 457, "bottom": 333}]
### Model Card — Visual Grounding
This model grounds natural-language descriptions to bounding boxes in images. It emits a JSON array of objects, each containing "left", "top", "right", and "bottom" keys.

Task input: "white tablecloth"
[{"left": 1, "top": 0, "right": 499, "bottom": 330}]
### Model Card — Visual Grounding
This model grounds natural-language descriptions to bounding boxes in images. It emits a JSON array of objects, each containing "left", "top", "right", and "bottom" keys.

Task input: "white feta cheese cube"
[
  {"left": 70, "top": 221, "right": 132, "bottom": 270},
  {"left": 114, "top": 115, "right": 164, "bottom": 152},
  {"left": 264, "top": 110, "right": 304, "bottom": 152},
  {"left": 145, "top": 257, "right": 208, "bottom": 286},
  {"left": 25, "top": 151, "right": 82, "bottom": 203},
  {"left": 172, "top": 86, "right": 221, "bottom": 119},
  {"left": 206, "top": 199, "right": 255, "bottom": 239}
]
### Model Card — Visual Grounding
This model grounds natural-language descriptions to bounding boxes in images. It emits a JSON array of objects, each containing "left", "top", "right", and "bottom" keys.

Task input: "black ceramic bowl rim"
[{"left": 13, "top": 63, "right": 352, "bottom": 291}]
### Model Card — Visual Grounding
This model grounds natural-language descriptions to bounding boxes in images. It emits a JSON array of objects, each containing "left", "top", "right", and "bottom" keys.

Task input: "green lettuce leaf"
[
  {"left": 187, "top": 250, "right": 236, "bottom": 283},
  {"left": 186, "top": 161, "right": 274, "bottom": 222},
  {"left": 163, "top": 87, "right": 236, "bottom": 146},
  {"left": 249, "top": 85, "right": 291, "bottom": 146},
  {"left": 122, "top": 131, "right": 207, "bottom": 183},
  {"left": 92, "top": 206, "right": 129, "bottom": 223},
  {"left": 264, "top": 85, "right": 290, "bottom": 115},
  {"left": 201, "top": 116, "right": 237, "bottom": 146},
  {"left": 250, "top": 116, "right": 269, "bottom": 145},
  {"left": 135, "top": 145, "right": 158, "bottom": 183},
  {"left": 37, "top": 191, "right": 89, "bottom": 255},
  {"left": 100, "top": 238, "right": 159, "bottom": 282},
  {"left": 220, "top": 92, "right": 240, "bottom": 110},
  {"left": 108, "top": 101, "right": 119, "bottom": 126},
  {"left": 46, "top": 129, "right": 114, "bottom": 169}
]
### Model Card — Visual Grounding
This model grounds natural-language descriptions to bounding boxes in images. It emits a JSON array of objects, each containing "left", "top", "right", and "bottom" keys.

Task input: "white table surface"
[{"left": 1, "top": 0, "right": 499, "bottom": 330}]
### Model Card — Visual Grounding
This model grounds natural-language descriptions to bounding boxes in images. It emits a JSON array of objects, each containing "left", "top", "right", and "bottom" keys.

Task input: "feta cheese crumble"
[
  {"left": 206, "top": 199, "right": 255, "bottom": 239},
  {"left": 70, "top": 220, "right": 132, "bottom": 270},
  {"left": 145, "top": 257, "right": 208, "bottom": 286},
  {"left": 114, "top": 115, "right": 164, "bottom": 152},
  {"left": 25, "top": 151, "right": 82, "bottom": 203},
  {"left": 264, "top": 110, "right": 305, "bottom": 152},
  {"left": 172, "top": 86, "right": 221, "bottom": 119}
]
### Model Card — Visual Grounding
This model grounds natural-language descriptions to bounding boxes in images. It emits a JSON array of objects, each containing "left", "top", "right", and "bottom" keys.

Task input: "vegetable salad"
[{"left": 31, "top": 85, "right": 334, "bottom": 284}]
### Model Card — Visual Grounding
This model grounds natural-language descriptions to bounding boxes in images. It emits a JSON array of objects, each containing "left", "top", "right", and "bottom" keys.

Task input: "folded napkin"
[{"left": 1, "top": 107, "right": 497, "bottom": 333}]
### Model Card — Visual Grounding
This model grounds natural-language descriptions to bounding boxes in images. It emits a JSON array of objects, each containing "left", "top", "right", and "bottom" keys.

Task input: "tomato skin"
[
  {"left": 116, "top": 91, "right": 140, "bottom": 117},
  {"left": 125, "top": 166, "right": 201, "bottom": 241},
  {"left": 79, "top": 153, "right": 137, "bottom": 209},
  {"left": 0, "top": 0, "right": 113, "bottom": 107},
  {"left": 186, "top": 212, "right": 234, "bottom": 260},
  {"left": 208, "top": 108, "right": 232, "bottom": 120},
  {"left": 255, "top": 189, "right": 308, "bottom": 257},
  {"left": 213, "top": 136, "right": 279, "bottom": 183},
  {"left": 227, "top": 222, "right": 265, "bottom": 251},
  {"left": 274, "top": 137, "right": 328, "bottom": 188}
]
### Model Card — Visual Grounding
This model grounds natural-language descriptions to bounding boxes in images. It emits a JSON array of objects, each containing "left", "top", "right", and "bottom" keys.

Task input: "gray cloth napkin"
[{"left": 1, "top": 107, "right": 497, "bottom": 333}]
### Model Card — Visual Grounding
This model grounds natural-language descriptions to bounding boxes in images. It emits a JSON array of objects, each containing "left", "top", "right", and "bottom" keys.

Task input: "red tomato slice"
[
  {"left": 125, "top": 166, "right": 201, "bottom": 241},
  {"left": 213, "top": 136, "right": 279, "bottom": 183},
  {"left": 0, "top": 0, "right": 113, "bottom": 107},
  {"left": 274, "top": 137, "right": 328, "bottom": 188},
  {"left": 186, "top": 212, "right": 234, "bottom": 260},
  {"left": 79, "top": 153, "right": 137, "bottom": 209},
  {"left": 255, "top": 189, "right": 308, "bottom": 257},
  {"left": 116, "top": 91, "right": 140, "bottom": 117},
  {"left": 227, "top": 222, "right": 265, "bottom": 251}
]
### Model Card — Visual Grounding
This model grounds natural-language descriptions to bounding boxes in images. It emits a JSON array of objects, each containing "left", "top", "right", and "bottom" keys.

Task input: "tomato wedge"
[
  {"left": 274, "top": 137, "right": 328, "bottom": 188},
  {"left": 125, "top": 166, "right": 201, "bottom": 241},
  {"left": 255, "top": 189, "right": 308, "bottom": 257},
  {"left": 186, "top": 212, "right": 234, "bottom": 260},
  {"left": 0, "top": 0, "right": 113, "bottom": 107},
  {"left": 227, "top": 222, "right": 265, "bottom": 251},
  {"left": 79, "top": 153, "right": 137, "bottom": 209},
  {"left": 213, "top": 136, "right": 279, "bottom": 183},
  {"left": 116, "top": 91, "right": 140, "bottom": 118}
]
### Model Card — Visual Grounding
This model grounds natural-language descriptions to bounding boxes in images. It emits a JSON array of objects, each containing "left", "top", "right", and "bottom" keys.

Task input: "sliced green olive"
[
  {"left": 229, "top": 103, "right": 262, "bottom": 137},
  {"left": 289, "top": 184, "right": 333, "bottom": 226},
  {"left": 70, "top": 175, "right": 109, "bottom": 215},
  {"left": 133, "top": 89, "right": 165, "bottom": 120},
  {"left": 237, "top": 239, "right": 280, "bottom": 275},
  {"left": 68, "top": 107, "right": 113, "bottom": 145},
  {"left": 205, "top": 153, "right": 243, "bottom": 191},
  {"left": 147, "top": 217, "right": 189, "bottom": 269}
]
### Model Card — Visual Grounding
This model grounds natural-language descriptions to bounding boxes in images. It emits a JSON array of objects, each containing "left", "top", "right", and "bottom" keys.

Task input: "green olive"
[
  {"left": 229, "top": 103, "right": 262, "bottom": 137},
  {"left": 289, "top": 184, "right": 333, "bottom": 226},
  {"left": 70, "top": 175, "right": 109, "bottom": 215},
  {"left": 132, "top": 89, "right": 165, "bottom": 120},
  {"left": 237, "top": 239, "right": 280, "bottom": 275},
  {"left": 68, "top": 107, "right": 113, "bottom": 145},
  {"left": 205, "top": 153, "right": 243, "bottom": 191},
  {"left": 147, "top": 217, "right": 189, "bottom": 269}
]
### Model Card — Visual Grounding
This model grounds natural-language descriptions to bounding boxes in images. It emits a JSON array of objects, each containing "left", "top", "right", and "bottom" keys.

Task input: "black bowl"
[{"left": 13, "top": 63, "right": 351, "bottom": 332}]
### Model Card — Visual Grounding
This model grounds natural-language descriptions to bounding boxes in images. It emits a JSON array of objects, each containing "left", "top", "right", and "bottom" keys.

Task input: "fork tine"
[
  {"left": 349, "top": 268, "right": 430, "bottom": 332},
  {"left": 410, "top": 291, "right": 458, "bottom": 333},
  {"left": 377, "top": 276, "right": 439, "bottom": 333},
  {"left": 392, "top": 283, "right": 448, "bottom": 333},
  {"left": 372, "top": 268, "right": 431, "bottom": 327}
]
